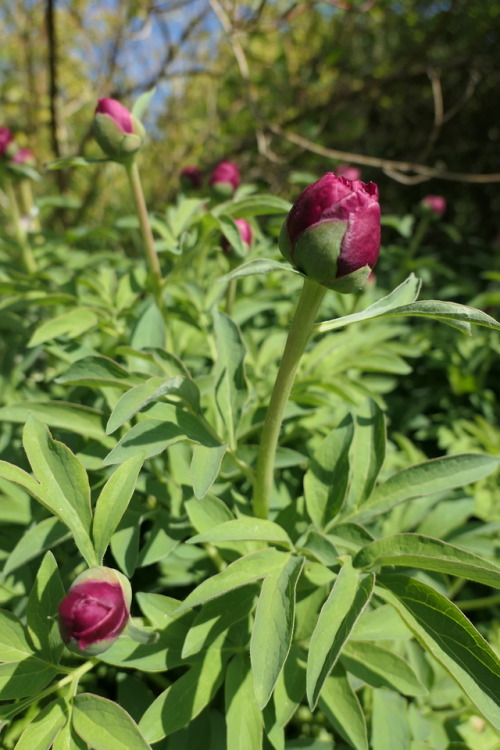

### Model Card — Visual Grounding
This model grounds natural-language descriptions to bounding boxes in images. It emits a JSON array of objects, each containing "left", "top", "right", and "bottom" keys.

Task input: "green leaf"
[
  {"left": 100, "top": 617, "right": 186, "bottom": 673},
  {"left": 46, "top": 156, "right": 108, "bottom": 170},
  {"left": 377, "top": 574, "right": 500, "bottom": 730},
  {"left": 3, "top": 518, "right": 69, "bottom": 576},
  {"left": 316, "top": 275, "right": 422, "bottom": 334},
  {"left": 132, "top": 87, "right": 156, "bottom": 119},
  {"left": 28, "top": 308, "right": 99, "bottom": 347},
  {"left": 139, "top": 647, "right": 225, "bottom": 742},
  {"left": 106, "top": 376, "right": 201, "bottom": 435},
  {"left": 226, "top": 654, "right": 263, "bottom": 750},
  {"left": 187, "top": 518, "right": 292, "bottom": 548},
  {"left": 353, "top": 533, "right": 500, "bottom": 588},
  {"left": 26, "top": 552, "right": 65, "bottom": 663},
  {"left": 0, "top": 658, "right": 58, "bottom": 699},
  {"left": 93, "top": 453, "right": 144, "bottom": 564},
  {"left": 348, "top": 453, "right": 500, "bottom": 523},
  {"left": 22, "top": 416, "right": 96, "bottom": 566},
  {"left": 381, "top": 299, "right": 500, "bottom": 332},
  {"left": 104, "top": 408, "right": 222, "bottom": 466},
  {"left": 14, "top": 699, "right": 67, "bottom": 750},
  {"left": 52, "top": 720, "right": 88, "bottom": 750},
  {"left": 348, "top": 399, "right": 386, "bottom": 506},
  {"left": 175, "top": 549, "right": 289, "bottom": 613},
  {"left": 0, "top": 610, "right": 34, "bottom": 661},
  {"left": 72, "top": 693, "right": 151, "bottom": 750},
  {"left": 190, "top": 443, "right": 228, "bottom": 499},
  {"left": 350, "top": 605, "right": 412, "bottom": 642},
  {"left": 318, "top": 664, "right": 368, "bottom": 750},
  {"left": 216, "top": 194, "right": 291, "bottom": 218},
  {"left": 212, "top": 309, "right": 248, "bottom": 448},
  {"left": 137, "top": 511, "right": 178, "bottom": 567},
  {"left": 272, "top": 644, "right": 306, "bottom": 728},
  {"left": 182, "top": 586, "right": 259, "bottom": 658},
  {"left": 0, "top": 401, "right": 109, "bottom": 442},
  {"left": 186, "top": 494, "right": 234, "bottom": 532},
  {"left": 251, "top": 556, "right": 305, "bottom": 708},
  {"left": 56, "top": 355, "right": 141, "bottom": 389},
  {"left": 304, "top": 415, "right": 354, "bottom": 528},
  {"left": 341, "top": 641, "right": 427, "bottom": 696},
  {"left": 130, "top": 302, "right": 166, "bottom": 353},
  {"left": 371, "top": 689, "right": 410, "bottom": 750},
  {"left": 223, "top": 258, "right": 299, "bottom": 282},
  {"left": 306, "top": 559, "right": 375, "bottom": 709}
]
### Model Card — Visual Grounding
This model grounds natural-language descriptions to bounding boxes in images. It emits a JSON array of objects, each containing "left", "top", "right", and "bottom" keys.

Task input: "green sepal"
[
  {"left": 280, "top": 220, "right": 346, "bottom": 284},
  {"left": 93, "top": 113, "right": 145, "bottom": 163},
  {"left": 325, "top": 264, "right": 372, "bottom": 293}
]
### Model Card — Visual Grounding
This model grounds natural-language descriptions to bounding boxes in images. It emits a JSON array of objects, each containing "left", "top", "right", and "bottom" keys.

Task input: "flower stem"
[
  {"left": 125, "top": 161, "right": 164, "bottom": 311},
  {"left": 253, "top": 278, "right": 326, "bottom": 519},
  {"left": 5, "top": 179, "right": 38, "bottom": 274}
]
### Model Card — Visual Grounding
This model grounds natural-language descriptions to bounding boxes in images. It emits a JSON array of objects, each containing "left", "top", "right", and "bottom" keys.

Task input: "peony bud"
[
  {"left": 222, "top": 217, "right": 253, "bottom": 256},
  {"left": 279, "top": 173, "right": 380, "bottom": 293},
  {"left": 209, "top": 161, "right": 240, "bottom": 196},
  {"left": 58, "top": 566, "right": 131, "bottom": 656},
  {"left": 93, "top": 98, "right": 145, "bottom": 162},
  {"left": 0, "top": 127, "right": 15, "bottom": 158},
  {"left": 421, "top": 194, "right": 446, "bottom": 217},
  {"left": 336, "top": 164, "right": 361, "bottom": 182},
  {"left": 180, "top": 165, "right": 203, "bottom": 190},
  {"left": 11, "top": 148, "right": 36, "bottom": 167}
]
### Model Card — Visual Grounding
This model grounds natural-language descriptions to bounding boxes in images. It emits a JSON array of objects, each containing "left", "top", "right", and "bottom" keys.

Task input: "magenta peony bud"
[
  {"left": 279, "top": 173, "right": 381, "bottom": 293},
  {"left": 180, "top": 165, "right": 203, "bottom": 190},
  {"left": 209, "top": 161, "right": 240, "bottom": 196},
  {"left": 222, "top": 217, "right": 253, "bottom": 255},
  {"left": 93, "top": 98, "right": 145, "bottom": 162},
  {"left": 58, "top": 566, "right": 131, "bottom": 656},
  {"left": 421, "top": 194, "right": 446, "bottom": 217},
  {"left": 0, "top": 127, "right": 15, "bottom": 158},
  {"left": 336, "top": 164, "right": 361, "bottom": 182}
]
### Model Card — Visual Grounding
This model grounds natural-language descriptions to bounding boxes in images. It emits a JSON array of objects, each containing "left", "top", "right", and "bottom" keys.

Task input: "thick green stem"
[
  {"left": 225, "top": 278, "right": 237, "bottom": 315},
  {"left": 5, "top": 179, "right": 38, "bottom": 273},
  {"left": 20, "top": 180, "right": 40, "bottom": 231},
  {"left": 253, "top": 278, "right": 327, "bottom": 519},
  {"left": 407, "top": 214, "right": 431, "bottom": 261},
  {"left": 125, "top": 161, "right": 164, "bottom": 310}
]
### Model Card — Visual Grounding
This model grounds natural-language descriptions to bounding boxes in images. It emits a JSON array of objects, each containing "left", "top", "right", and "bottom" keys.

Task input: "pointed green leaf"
[
  {"left": 26, "top": 552, "right": 65, "bottom": 663},
  {"left": 349, "top": 399, "right": 386, "bottom": 506},
  {"left": 28, "top": 308, "right": 98, "bottom": 347},
  {"left": 377, "top": 574, "right": 500, "bottom": 730},
  {"left": 175, "top": 549, "right": 288, "bottom": 613},
  {"left": 106, "top": 376, "right": 201, "bottom": 435},
  {"left": 0, "top": 402, "right": 109, "bottom": 442},
  {"left": 56, "top": 355, "right": 140, "bottom": 389},
  {"left": 349, "top": 453, "right": 500, "bottom": 523},
  {"left": 251, "top": 556, "right": 305, "bottom": 708},
  {"left": 341, "top": 641, "right": 427, "bottom": 696},
  {"left": 0, "top": 658, "right": 58, "bottom": 699},
  {"left": 306, "top": 559, "right": 375, "bottom": 710},
  {"left": 139, "top": 647, "right": 225, "bottom": 742},
  {"left": 371, "top": 689, "right": 410, "bottom": 750},
  {"left": 223, "top": 258, "right": 299, "bottom": 282},
  {"left": 3, "top": 517, "right": 69, "bottom": 576},
  {"left": 14, "top": 698, "right": 67, "bottom": 750},
  {"left": 190, "top": 443, "right": 227, "bottom": 499},
  {"left": 22, "top": 416, "right": 96, "bottom": 566},
  {"left": 226, "top": 654, "right": 263, "bottom": 750},
  {"left": 383, "top": 299, "right": 500, "bottom": 331},
  {"left": 304, "top": 415, "right": 354, "bottom": 528},
  {"left": 187, "top": 519, "right": 292, "bottom": 548},
  {"left": 212, "top": 309, "right": 247, "bottom": 447},
  {"left": 72, "top": 693, "right": 151, "bottom": 750},
  {"left": 353, "top": 533, "right": 500, "bottom": 588},
  {"left": 0, "top": 610, "right": 34, "bottom": 661},
  {"left": 93, "top": 453, "right": 144, "bottom": 564},
  {"left": 318, "top": 664, "right": 368, "bottom": 750},
  {"left": 273, "top": 644, "right": 306, "bottom": 728},
  {"left": 132, "top": 87, "right": 156, "bottom": 119}
]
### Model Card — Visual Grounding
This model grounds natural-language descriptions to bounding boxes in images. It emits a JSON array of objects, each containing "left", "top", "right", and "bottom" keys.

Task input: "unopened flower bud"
[
  {"left": 11, "top": 148, "right": 36, "bottom": 167},
  {"left": 279, "top": 173, "right": 381, "bottom": 293},
  {"left": 93, "top": 98, "right": 145, "bottom": 162},
  {"left": 222, "top": 217, "right": 253, "bottom": 256},
  {"left": 336, "top": 164, "right": 361, "bottom": 181},
  {"left": 421, "top": 194, "right": 446, "bottom": 217},
  {"left": 0, "top": 128, "right": 16, "bottom": 158},
  {"left": 180, "top": 165, "right": 203, "bottom": 190},
  {"left": 209, "top": 161, "right": 240, "bottom": 196},
  {"left": 58, "top": 566, "right": 131, "bottom": 655}
]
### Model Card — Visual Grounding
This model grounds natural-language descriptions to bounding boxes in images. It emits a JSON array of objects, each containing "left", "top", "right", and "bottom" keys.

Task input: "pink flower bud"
[
  {"left": 222, "top": 217, "right": 253, "bottom": 255},
  {"left": 209, "top": 161, "right": 240, "bottom": 196},
  {"left": 279, "top": 173, "right": 381, "bottom": 293},
  {"left": 336, "top": 164, "right": 361, "bottom": 181},
  {"left": 421, "top": 195, "right": 446, "bottom": 217},
  {"left": 11, "top": 148, "right": 36, "bottom": 167},
  {"left": 58, "top": 567, "right": 131, "bottom": 655},
  {"left": 180, "top": 165, "right": 203, "bottom": 189},
  {"left": 0, "top": 127, "right": 14, "bottom": 157},
  {"left": 93, "top": 98, "right": 145, "bottom": 162}
]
